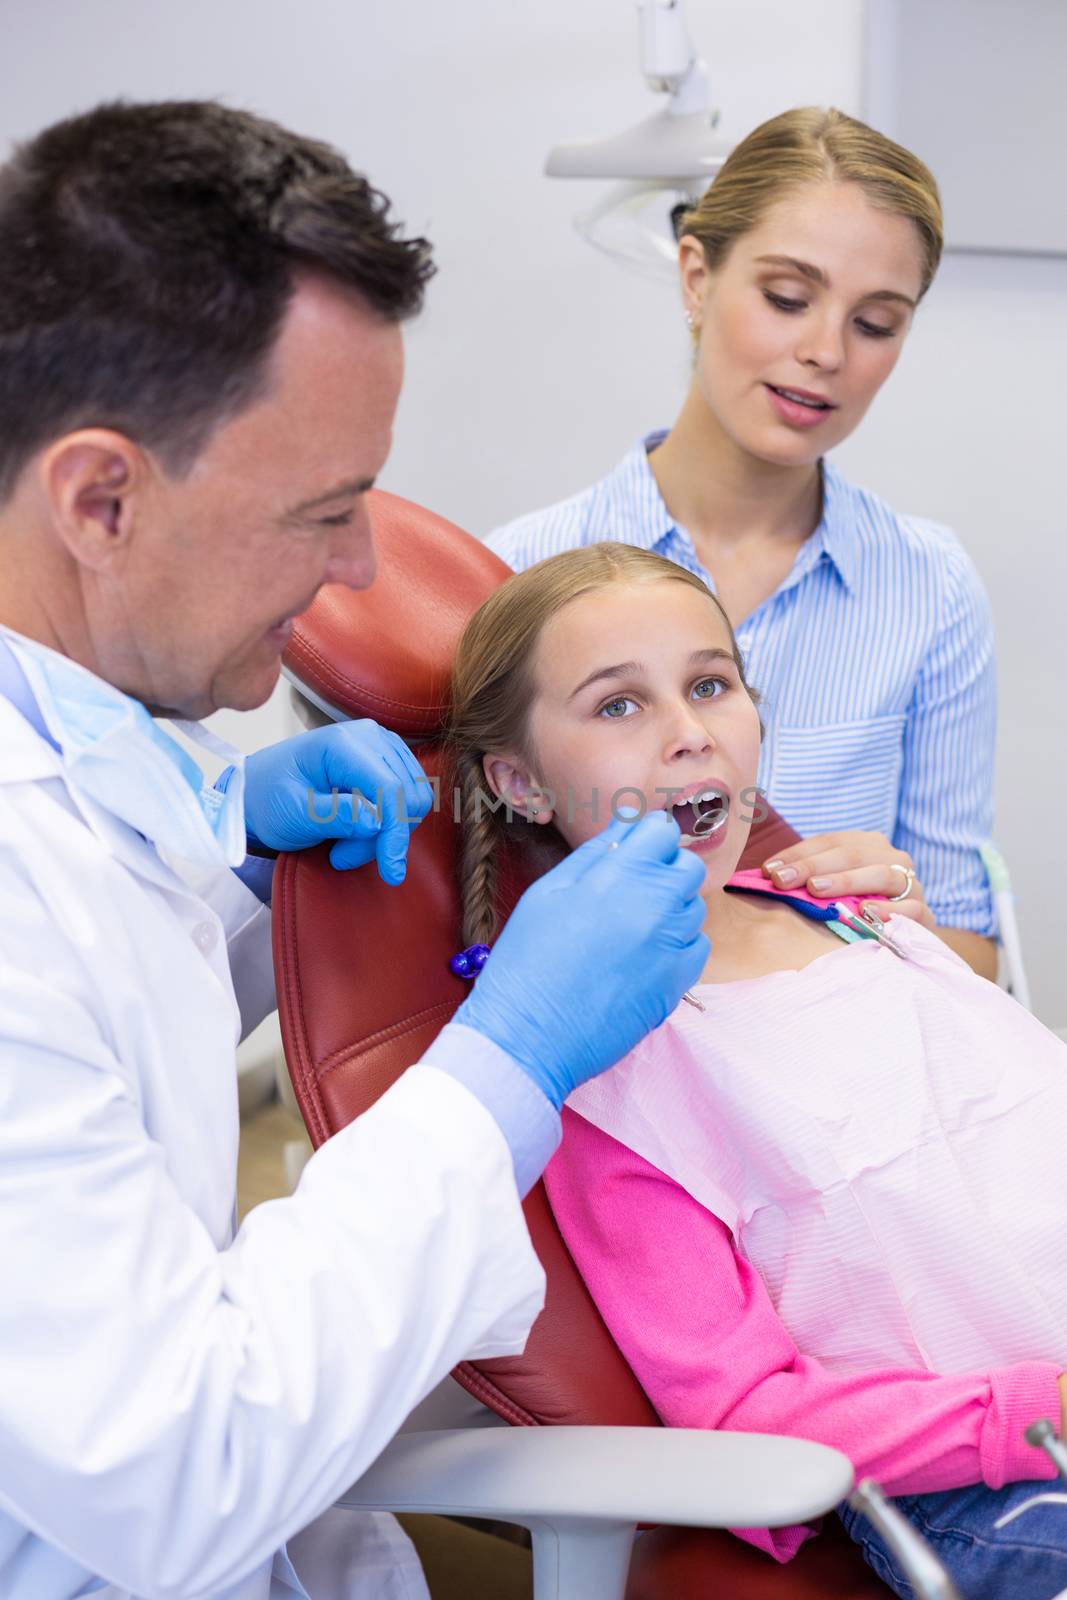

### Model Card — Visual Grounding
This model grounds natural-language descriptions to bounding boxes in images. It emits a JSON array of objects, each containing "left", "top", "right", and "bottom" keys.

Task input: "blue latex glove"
[
  {"left": 240, "top": 722, "right": 434, "bottom": 884},
  {"left": 455, "top": 809, "right": 709, "bottom": 1108}
]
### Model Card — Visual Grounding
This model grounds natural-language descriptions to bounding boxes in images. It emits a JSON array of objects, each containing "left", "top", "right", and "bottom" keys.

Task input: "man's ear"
[
  {"left": 39, "top": 429, "right": 148, "bottom": 571},
  {"left": 481, "top": 754, "right": 555, "bottom": 824}
]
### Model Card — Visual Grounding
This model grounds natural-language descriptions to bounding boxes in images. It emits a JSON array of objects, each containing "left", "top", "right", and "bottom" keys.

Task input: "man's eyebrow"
[
  {"left": 287, "top": 476, "right": 377, "bottom": 516},
  {"left": 569, "top": 647, "right": 735, "bottom": 701},
  {"left": 755, "top": 254, "right": 917, "bottom": 309}
]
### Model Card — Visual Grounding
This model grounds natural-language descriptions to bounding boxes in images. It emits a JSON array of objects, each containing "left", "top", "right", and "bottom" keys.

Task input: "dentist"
[{"left": 0, "top": 102, "right": 708, "bottom": 1600}]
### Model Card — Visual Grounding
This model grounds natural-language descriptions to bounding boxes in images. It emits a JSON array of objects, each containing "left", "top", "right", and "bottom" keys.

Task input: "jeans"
[{"left": 838, "top": 1481, "right": 1067, "bottom": 1599}]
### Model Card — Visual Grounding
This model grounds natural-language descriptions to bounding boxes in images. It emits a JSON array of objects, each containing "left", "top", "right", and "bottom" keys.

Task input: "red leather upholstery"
[
  {"left": 282, "top": 495, "right": 510, "bottom": 738},
  {"left": 627, "top": 1520, "right": 889, "bottom": 1599},
  {"left": 274, "top": 489, "right": 890, "bottom": 1596}
]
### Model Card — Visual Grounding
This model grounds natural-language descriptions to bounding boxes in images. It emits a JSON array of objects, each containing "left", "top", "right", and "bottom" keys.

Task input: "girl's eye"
[
  {"left": 693, "top": 676, "right": 727, "bottom": 699},
  {"left": 598, "top": 696, "right": 638, "bottom": 719}
]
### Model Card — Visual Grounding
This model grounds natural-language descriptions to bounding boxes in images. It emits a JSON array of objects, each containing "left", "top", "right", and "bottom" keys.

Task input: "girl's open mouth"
[{"left": 668, "top": 788, "right": 730, "bottom": 846}]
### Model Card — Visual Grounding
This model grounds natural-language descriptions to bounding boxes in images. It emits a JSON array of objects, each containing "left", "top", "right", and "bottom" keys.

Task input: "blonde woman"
[
  {"left": 445, "top": 543, "right": 1067, "bottom": 1600},
  {"left": 489, "top": 108, "right": 997, "bottom": 979}
]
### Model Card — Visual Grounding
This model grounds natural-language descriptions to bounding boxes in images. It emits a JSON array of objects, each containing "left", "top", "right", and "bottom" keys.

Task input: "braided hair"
[{"left": 455, "top": 748, "right": 505, "bottom": 947}]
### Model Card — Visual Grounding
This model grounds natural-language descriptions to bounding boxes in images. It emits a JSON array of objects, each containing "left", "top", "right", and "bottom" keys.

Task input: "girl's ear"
[{"left": 481, "top": 754, "right": 555, "bottom": 825}]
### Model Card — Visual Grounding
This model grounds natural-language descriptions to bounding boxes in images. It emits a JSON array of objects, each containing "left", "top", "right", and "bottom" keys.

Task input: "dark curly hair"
[{"left": 0, "top": 99, "right": 436, "bottom": 502}]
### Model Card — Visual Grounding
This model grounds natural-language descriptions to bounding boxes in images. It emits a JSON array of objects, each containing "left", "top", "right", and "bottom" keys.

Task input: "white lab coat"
[{"left": 0, "top": 685, "right": 546, "bottom": 1600}]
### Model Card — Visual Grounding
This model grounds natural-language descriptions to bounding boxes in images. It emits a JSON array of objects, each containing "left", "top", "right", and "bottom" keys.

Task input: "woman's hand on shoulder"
[{"left": 762, "top": 831, "right": 936, "bottom": 928}]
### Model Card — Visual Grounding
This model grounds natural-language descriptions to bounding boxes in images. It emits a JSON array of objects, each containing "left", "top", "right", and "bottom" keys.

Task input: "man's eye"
[
  {"left": 693, "top": 677, "right": 727, "bottom": 699},
  {"left": 317, "top": 511, "right": 354, "bottom": 528},
  {"left": 598, "top": 696, "right": 638, "bottom": 719}
]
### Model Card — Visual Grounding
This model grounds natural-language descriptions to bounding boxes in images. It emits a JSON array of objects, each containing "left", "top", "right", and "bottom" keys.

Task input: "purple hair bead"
[{"left": 450, "top": 943, "right": 490, "bottom": 980}]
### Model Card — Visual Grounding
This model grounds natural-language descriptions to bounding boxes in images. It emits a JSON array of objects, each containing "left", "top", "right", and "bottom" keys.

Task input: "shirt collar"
[
  {"left": 582, "top": 431, "right": 677, "bottom": 551},
  {"left": 808, "top": 457, "right": 859, "bottom": 593},
  {"left": 588, "top": 434, "right": 859, "bottom": 594}
]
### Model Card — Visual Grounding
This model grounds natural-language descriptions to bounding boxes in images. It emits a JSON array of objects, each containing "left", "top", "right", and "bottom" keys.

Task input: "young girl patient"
[{"left": 446, "top": 543, "right": 1067, "bottom": 1600}]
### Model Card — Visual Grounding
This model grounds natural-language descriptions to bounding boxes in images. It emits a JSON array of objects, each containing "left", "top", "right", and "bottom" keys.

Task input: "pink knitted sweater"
[{"left": 546, "top": 1108, "right": 1061, "bottom": 1562}]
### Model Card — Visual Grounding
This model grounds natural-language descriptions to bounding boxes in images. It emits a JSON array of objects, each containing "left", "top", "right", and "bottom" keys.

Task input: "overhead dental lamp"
[{"left": 545, "top": 0, "right": 732, "bottom": 278}]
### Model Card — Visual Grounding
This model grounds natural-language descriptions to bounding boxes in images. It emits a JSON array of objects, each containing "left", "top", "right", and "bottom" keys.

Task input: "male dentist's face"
[{"left": 120, "top": 274, "right": 403, "bottom": 718}]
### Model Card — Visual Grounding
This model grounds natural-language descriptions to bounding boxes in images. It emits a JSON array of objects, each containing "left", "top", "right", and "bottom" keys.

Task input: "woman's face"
[
  {"left": 484, "top": 579, "right": 763, "bottom": 896},
  {"left": 682, "top": 180, "right": 924, "bottom": 466}
]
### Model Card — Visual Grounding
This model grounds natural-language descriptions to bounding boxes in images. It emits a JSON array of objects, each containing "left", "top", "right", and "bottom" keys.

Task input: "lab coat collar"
[
  {"left": 0, "top": 679, "right": 186, "bottom": 905},
  {"left": 0, "top": 672, "right": 64, "bottom": 782},
  {"left": 0, "top": 629, "right": 61, "bottom": 754},
  {"left": 0, "top": 626, "right": 249, "bottom": 879}
]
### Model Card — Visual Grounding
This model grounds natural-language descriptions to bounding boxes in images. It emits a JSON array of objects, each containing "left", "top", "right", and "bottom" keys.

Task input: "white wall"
[{"left": 3, "top": 0, "right": 1063, "bottom": 1024}]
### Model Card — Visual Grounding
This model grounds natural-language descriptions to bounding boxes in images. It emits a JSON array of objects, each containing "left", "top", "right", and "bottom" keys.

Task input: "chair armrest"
[{"left": 337, "top": 1425, "right": 853, "bottom": 1528}]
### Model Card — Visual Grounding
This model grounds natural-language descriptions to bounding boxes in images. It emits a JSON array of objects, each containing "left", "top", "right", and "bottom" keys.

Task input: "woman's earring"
[{"left": 684, "top": 309, "right": 699, "bottom": 333}]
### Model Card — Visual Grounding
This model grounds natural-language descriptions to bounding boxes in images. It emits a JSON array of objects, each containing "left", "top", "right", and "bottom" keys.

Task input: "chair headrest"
[{"left": 282, "top": 489, "right": 511, "bottom": 738}]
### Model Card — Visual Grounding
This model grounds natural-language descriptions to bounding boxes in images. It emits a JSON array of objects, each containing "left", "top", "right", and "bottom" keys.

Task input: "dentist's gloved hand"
[
  {"left": 455, "top": 809, "right": 709, "bottom": 1108},
  {"left": 240, "top": 722, "right": 434, "bottom": 884}
]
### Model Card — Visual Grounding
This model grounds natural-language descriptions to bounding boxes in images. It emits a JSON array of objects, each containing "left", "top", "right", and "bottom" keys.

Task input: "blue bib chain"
[{"left": 448, "top": 886, "right": 904, "bottom": 983}]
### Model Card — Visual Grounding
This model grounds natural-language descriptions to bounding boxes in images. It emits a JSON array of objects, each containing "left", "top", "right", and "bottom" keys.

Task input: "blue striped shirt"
[{"left": 487, "top": 434, "right": 996, "bottom": 935}]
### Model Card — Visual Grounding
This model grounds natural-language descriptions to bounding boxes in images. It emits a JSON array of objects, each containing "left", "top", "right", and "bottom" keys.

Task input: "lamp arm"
[
  {"left": 637, "top": 0, "right": 696, "bottom": 92},
  {"left": 636, "top": 0, "right": 713, "bottom": 118}
]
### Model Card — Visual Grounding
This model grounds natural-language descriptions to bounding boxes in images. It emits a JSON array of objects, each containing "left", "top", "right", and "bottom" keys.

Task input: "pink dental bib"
[
  {"left": 724, "top": 866, "right": 869, "bottom": 915},
  {"left": 568, "top": 891, "right": 1067, "bottom": 1376}
]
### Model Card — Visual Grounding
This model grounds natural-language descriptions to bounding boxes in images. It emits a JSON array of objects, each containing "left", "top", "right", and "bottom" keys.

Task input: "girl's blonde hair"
[
  {"left": 445, "top": 543, "right": 755, "bottom": 947},
  {"left": 679, "top": 106, "right": 943, "bottom": 299}
]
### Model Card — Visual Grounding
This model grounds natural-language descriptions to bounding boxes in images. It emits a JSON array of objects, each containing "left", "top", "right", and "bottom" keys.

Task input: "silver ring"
[{"left": 886, "top": 863, "right": 916, "bottom": 902}]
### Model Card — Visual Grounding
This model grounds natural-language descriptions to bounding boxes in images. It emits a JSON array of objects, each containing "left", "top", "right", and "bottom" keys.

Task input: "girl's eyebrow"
[
  {"left": 568, "top": 647, "right": 734, "bottom": 701},
  {"left": 568, "top": 660, "right": 639, "bottom": 700}
]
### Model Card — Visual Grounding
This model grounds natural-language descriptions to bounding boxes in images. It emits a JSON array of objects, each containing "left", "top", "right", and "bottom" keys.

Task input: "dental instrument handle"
[
  {"left": 849, "top": 1480, "right": 963, "bottom": 1599},
  {"left": 1026, "top": 1419, "right": 1067, "bottom": 1482}
]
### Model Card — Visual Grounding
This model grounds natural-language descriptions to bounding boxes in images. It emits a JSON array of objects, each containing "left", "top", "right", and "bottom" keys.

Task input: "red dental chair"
[{"left": 273, "top": 491, "right": 891, "bottom": 1599}]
